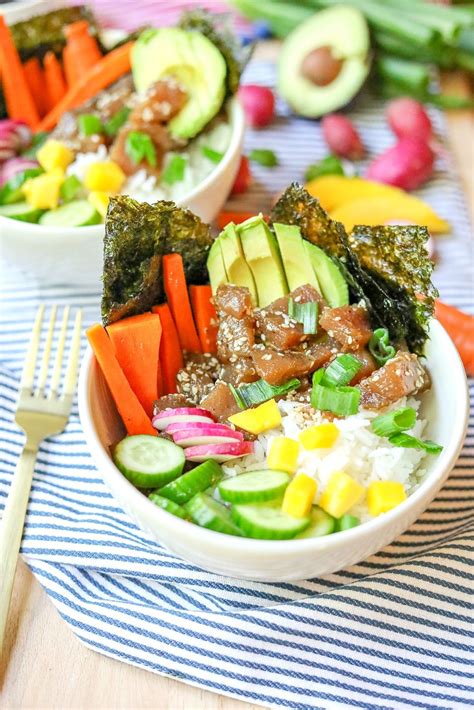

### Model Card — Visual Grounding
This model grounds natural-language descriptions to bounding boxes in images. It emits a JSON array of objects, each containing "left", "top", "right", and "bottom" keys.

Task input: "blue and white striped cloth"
[{"left": 1, "top": 61, "right": 473, "bottom": 709}]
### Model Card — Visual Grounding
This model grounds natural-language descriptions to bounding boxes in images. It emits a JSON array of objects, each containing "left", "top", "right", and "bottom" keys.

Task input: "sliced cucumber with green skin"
[
  {"left": 296, "top": 506, "right": 336, "bottom": 539},
  {"left": 218, "top": 470, "right": 290, "bottom": 504},
  {"left": 114, "top": 435, "right": 185, "bottom": 488},
  {"left": 185, "top": 493, "right": 242, "bottom": 536},
  {"left": 231, "top": 503, "right": 311, "bottom": 540},
  {"left": 335, "top": 513, "right": 360, "bottom": 532},
  {"left": 38, "top": 199, "right": 101, "bottom": 227},
  {"left": 158, "top": 459, "right": 223, "bottom": 505},
  {"left": 148, "top": 493, "right": 188, "bottom": 519},
  {"left": 0, "top": 201, "right": 44, "bottom": 223}
]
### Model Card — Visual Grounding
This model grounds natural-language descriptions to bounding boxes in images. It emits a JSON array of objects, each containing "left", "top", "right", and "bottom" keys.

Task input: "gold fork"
[{"left": 0, "top": 305, "right": 82, "bottom": 652}]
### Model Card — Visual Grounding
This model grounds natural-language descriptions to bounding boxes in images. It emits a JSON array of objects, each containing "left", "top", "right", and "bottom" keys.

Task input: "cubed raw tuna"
[
  {"left": 320, "top": 305, "right": 372, "bottom": 351},
  {"left": 359, "top": 351, "right": 430, "bottom": 409}
]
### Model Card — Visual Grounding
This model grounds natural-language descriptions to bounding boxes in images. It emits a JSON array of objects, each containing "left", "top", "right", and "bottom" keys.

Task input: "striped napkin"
[{"left": 0, "top": 58, "right": 473, "bottom": 709}]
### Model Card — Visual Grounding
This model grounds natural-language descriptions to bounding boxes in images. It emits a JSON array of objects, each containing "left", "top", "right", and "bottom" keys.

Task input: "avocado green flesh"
[
  {"left": 273, "top": 222, "right": 321, "bottom": 294},
  {"left": 304, "top": 241, "right": 348, "bottom": 307},
  {"left": 238, "top": 216, "right": 289, "bottom": 307},
  {"left": 132, "top": 27, "right": 227, "bottom": 140},
  {"left": 220, "top": 223, "right": 258, "bottom": 305},
  {"left": 207, "top": 239, "right": 228, "bottom": 295}
]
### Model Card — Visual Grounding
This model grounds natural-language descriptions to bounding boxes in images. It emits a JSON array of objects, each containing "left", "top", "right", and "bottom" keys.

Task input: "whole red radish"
[
  {"left": 366, "top": 137, "right": 434, "bottom": 191},
  {"left": 386, "top": 97, "right": 433, "bottom": 141},
  {"left": 231, "top": 156, "right": 251, "bottom": 195},
  {"left": 321, "top": 114, "right": 365, "bottom": 160},
  {"left": 239, "top": 84, "right": 275, "bottom": 128}
]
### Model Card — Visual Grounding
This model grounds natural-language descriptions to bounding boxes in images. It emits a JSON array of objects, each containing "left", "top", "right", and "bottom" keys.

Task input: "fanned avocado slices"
[
  {"left": 102, "top": 196, "right": 212, "bottom": 325},
  {"left": 270, "top": 183, "right": 436, "bottom": 354}
]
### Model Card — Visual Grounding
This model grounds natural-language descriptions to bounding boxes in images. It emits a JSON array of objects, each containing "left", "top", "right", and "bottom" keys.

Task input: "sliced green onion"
[
  {"left": 305, "top": 155, "right": 345, "bottom": 182},
  {"left": 371, "top": 407, "right": 417, "bottom": 438},
  {"left": 369, "top": 328, "right": 396, "bottom": 366},
  {"left": 311, "top": 370, "right": 360, "bottom": 416},
  {"left": 60, "top": 174, "right": 82, "bottom": 202},
  {"left": 249, "top": 148, "right": 278, "bottom": 167},
  {"left": 201, "top": 146, "right": 224, "bottom": 163},
  {"left": 103, "top": 106, "right": 131, "bottom": 137},
  {"left": 161, "top": 155, "right": 187, "bottom": 185},
  {"left": 388, "top": 433, "right": 443, "bottom": 455},
  {"left": 78, "top": 114, "right": 103, "bottom": 136},
  {"left": 125, "top": 131, "right": 157, "bottom": 167},
  {"left": 288, "top": 298, "right": 318, "bottom": 334},
  {"left": 230, "top": 378, "right": 300, "bottom": 409},
  {"left": 321, "top": 354, "right": 362, "bottom": 387}
]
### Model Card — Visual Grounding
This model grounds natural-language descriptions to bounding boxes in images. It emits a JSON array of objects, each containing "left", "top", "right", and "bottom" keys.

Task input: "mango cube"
[
  {"left": 299, "top": 423, "right": 339, "bottom": 450},
  {"left": 88, "top": 190, "right": 110, "bottom": 218},
  {"left": 84, "top": 161, "right": 125, "bottom": 193},
  {"left": 22, "top": 170, "right": 64, "bottom": 210},
  {"left": 319, "top": 471, "right": 365, "bottom": 518},
  {"left": 367, "top": 481, "right": 406, "bottom": 516},
  {"left": 37, "top": 139, "right": 74, "bottom": 172},
  {"left": 228, "top": 399, "right": 281, "bottom": 435},
  {"left": 282, "top": 473, "right": 317, "bottom": 518},
  {"left": 267, "top": 437, "right": 299, "bottom": 474}
]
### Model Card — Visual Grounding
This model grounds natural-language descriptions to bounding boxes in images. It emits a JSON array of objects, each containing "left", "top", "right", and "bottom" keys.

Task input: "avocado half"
[{"left": 277, "top": 6, "right": 371, "bottom": 118}]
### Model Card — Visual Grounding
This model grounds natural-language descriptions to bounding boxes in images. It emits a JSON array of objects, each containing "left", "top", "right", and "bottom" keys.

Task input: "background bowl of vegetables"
[{"left": 79, "top": 318, "right": 468, "bottom": 582}]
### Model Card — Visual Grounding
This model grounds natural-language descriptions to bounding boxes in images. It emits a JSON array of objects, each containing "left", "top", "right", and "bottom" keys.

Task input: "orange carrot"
[
  {"left": 107, "top": 313, "right": 162, "bottom": 418},
  {"left": 38, "top": 41, "right": 133, "bottom": 131},
  {"left": 63, "top": 21, "right": 102, "bottom": 87},
  {"left": 435, "top": 301, "right": 474, "bottom": 376},
  {"left": 216, "top": 211, "right": 259, "bottom": 230},
  {"left": 23, "top": 57, "right": 47, "bottom": 117},
  {"left": 43, "top": 51, "right": 67, "bottom": 110},
  {"left": 189, "top": 285, "right": 218, "bottom": 354},
  {"left": 86, "top": 323, "right": 156, "bottom": 436},
  {"left": 152, "top": 305, "right": 184, "bottom": 395},
  {"left": 0, "top": 17, "right": 39, "bottom": 128},
  {"left": 162, "top": 254, "right": 202, "bottom": 354}
]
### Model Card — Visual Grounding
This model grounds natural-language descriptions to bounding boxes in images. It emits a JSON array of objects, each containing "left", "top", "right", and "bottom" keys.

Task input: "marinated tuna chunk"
[
  {"left": 219, "top": 358, "right": 259, "bottom": 386},
  {"left": 215, "top": 284, "right": 253, "bottom": 318},
  {"left": 320, "top": 305, "right": 372, "bottom": 352},
  {"left": 128, "top": 79, "right": 188, "bottom": 126},
  {"left": 349, "top": 349, "right": 377, "bottom": 385},
  {"left": 252, "top": 335, "right": 336, "bottom": 385},
  {"left": 201, "top": 382, "right": 240, "bottom": 422},
  {"left": 153, "top": 393, "right": 191, "bottom": 414},
  {"left": 217, "top": 315, "right": 255, "bottom": 361},
  {"left": 255, "top": 284, "right": 324, "bottom": 350},
  {"left": 175, "top": 353, "right": 219, "bottom": 403},
  {"left": 359, "top": 351, "right": 430, "bottom": 409}
]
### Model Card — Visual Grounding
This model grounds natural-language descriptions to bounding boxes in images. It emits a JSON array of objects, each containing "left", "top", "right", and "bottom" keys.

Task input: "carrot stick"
[
  {"left": 63, "top": 21, "right": 102, "bottom": 87},
  {"left": 86, "top": 323, "right": 156, "bottom": 436},
  {"left": 435, "top": 301, "right": 474, "bottom": 376},
  {"left": 0, "top": 17, "right": 39, "bottom": 128},
  {"left": 43, "top": 51, "right": 67, "bottom": 110},
  {"left": 38, "top": 41, "right": 133, "bottom": 132},
  {"left": 152, "top": 305, "right": 184, "bottom": 395},
  {"left": 162, "top": 254, "right": 202, "bottom": 354},
  {"left": 189, "top": 285, "right": 218, "bottom": 354},
  {"left": 23, "top": 57, "right": 47, "bottom": 118},
  {"left": 107, "top": 313, "right": 162, "bottom": 418},
  {"left": 216, "top": 211, "right": 258, "bottom": 230}
]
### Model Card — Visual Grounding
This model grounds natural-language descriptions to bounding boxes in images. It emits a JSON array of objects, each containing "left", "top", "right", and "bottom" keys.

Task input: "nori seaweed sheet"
[{"left": 102, "top": 196, "right": 212, "bottom": 325}]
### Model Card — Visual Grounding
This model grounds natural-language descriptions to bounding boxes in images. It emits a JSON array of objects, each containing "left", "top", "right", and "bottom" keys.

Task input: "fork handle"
[{"left": 0, "top": 443, "right": 37, "bottom": 652}]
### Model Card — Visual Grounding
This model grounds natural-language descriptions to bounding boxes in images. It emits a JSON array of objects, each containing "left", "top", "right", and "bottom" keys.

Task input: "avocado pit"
[{"left": 300, "top": 46, "right": 343, "bottom": 87}]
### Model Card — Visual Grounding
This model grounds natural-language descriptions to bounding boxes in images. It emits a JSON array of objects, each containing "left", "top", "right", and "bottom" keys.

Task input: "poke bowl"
[{"left": 78, "top": 183, "right": 468, "bottom": 582}]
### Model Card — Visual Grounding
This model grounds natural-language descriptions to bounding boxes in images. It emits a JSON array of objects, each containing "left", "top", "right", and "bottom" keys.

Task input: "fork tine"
[
  {"left": 36, "top": 305, "right": 57, "bottom": 394},
  {"left": 49, "top": 306, "right": 70, "bottom": 395},
  {"left": 63, "top": 309, "right": 83, "bottom": 396},
  {"left": 19, "top": 305, "right": 45, "bottom": 390}
]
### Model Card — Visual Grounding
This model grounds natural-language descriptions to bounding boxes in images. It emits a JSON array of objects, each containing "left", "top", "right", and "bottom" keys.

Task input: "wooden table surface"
[{"left": 1, "top": 46, "right": 472, "bottom": 709}]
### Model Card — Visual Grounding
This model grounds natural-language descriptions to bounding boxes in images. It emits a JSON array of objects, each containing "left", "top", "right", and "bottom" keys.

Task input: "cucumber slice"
[
  {"left": 38, "top": 199, "right": 101, "bottom": 227},
  {"left": 218, "top": 470, "right": 290, "bottom": 504},
  {"left": 148, "top": 493, "right": 188, "bottom": 519},
  {"left": 296, "top": 506, "right": 336, "bottom": 538},
  {"left": 0, "top": 201, "right": 44, "bottom": 223},
  {"left": 114, "top": 435, "right": 185, "bottom": 488},
  {"left": 185, "top": 493, "right": 242, "bottom": 536},
  {"left": 335, "top": 513, "right": 360, "bottom": 532},
  {"left": 231, "top": 503, "right": 311, "bottom": 540},
  {"left": 158, "top": 459, "right": 223, "bottom": 504}
]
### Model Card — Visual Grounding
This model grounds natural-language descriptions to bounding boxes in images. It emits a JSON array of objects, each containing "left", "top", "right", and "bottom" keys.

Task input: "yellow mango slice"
[{"left": 305, "top": 175, "right": 390, "bottom": 212}]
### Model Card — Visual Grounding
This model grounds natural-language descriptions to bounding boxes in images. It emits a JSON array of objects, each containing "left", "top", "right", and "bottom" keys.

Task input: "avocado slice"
[
  {"left": 277, "top": 6, "right": 370, "bottom": 118},
  {"left": 304, "top": 242, "right": 348, "bottom": 308},
  {"left": 132, "top": 27, "right": 227, "bottom": 140},
  {"left": 238, "top": 216, "right": 289, "bottom": 307},
  {"left": 219, "top": 223, "right": 258, "bottom": 305},
  {"left": 207, "top": 239, "right": 228, "bottom": 295},
  {"left": 273, "top": 222, "right": 321, "bottom": 294}
]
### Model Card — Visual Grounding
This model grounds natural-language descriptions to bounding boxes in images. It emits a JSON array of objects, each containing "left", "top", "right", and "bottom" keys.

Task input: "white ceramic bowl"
[
  {"left": 0, "top": 98, "right": 244, "bottom": 288},
  {"left": 78, "top": 320, "right": 468, "bottom": 582}
]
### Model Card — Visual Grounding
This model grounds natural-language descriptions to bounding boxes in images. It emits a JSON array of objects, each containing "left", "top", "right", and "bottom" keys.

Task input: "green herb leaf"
[
  {"left": 287, "top": 299, "right": 318, "bottom": 334},
  {"left": 21, "top": 131, "right": 49, "bottom": 159},
  {"left": 201, "top": 146, "right": 224, "bottom": 163},
  {"left": 388, "top": 432, "right": 443, "bottom": 455},
  {"left": 305, "top": 155, "right": 344, "bottom": 182},
  {"left": 230, "top": 378, "right": 300, "bottom": 409},
  {"left": 125, "top": 131, "right": 157, "bottom": 167},
  {"left": 249, "top": 148, "right": 278, "bottom": 167},
  {"left": 371, "top": 407, "right": 417, "bottom": 438},
  {"left": 60, "top": 174, "right": 82, "bottom": 202},
  {"left": 0, "top": 167, "right": 43, "bottom": 205},
  {"left": 369, "top": 327, "right": 396, "bottom": 366},
  {"left": 78, "top": 113, "right": 103, "bottom": 136},
  {"left": 321, "top": 354, "right": 362, "bottom": 387},
  {"left": 103, "top": 106, "right": 131, "bottom": 137},
  {"left": 311, "top": 369, "right": 360, "bottom": 416},
  {"left": 161, "top": 155, "right": 187, "bottom": 185}
]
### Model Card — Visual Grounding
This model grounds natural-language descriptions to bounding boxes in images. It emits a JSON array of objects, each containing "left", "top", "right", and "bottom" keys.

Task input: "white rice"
[{"left": 222, "top": 396, "right": 428, "bottom": 522}]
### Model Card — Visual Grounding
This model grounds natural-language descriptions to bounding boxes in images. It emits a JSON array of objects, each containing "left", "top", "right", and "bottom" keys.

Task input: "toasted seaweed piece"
[
  {"left": 270, "top": 183, "right": 435, "bottom": 354},
  {"left": 102, "top": 196, "right": 212, "bottom": 325},
  {"left": 179, "top": 9, "right": 252, "bottom": 96}
]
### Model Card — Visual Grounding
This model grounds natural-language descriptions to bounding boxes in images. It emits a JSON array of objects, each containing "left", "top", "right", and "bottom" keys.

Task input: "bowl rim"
[
  {"left": 0, "top": 97, "right": 245, "bottom": 234},
  {"left": 78, "top": 319, "right": 469, "bottom": 553}
]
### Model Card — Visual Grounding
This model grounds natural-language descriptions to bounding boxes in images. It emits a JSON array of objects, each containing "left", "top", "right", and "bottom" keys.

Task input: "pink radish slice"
[
  {"left": 152, "top": 407, "right": 215, "bottom": 430},
  {"left": 172, "top": 425, "right": 244, "bottom": 448},
  {"left": 166, "top": 421, "right": 242, "bottom": 437},
  {"left": 185, "top": 441, "right": 254, "bottom": 463}
]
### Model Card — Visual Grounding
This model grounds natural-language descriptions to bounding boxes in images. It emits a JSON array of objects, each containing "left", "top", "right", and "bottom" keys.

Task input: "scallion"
[
  {"left": 125, "top": 131, "right": 157, "bottom": 167},
  {"left": 249, "top": 148, "right": 278, "bottom": 167},
  {"left": 202, "top": 146, "right": 224, "bottom": 163},
  {"left": 288, "top": 299, "right": 318, "bottom": 334},
  {"left": 321, "top": 354, "right": 362, "bottom": 387},
  {"left": 60, "top": 174, "right": 82, "bottom": 202},
  {"left": 369, "top": 328, "right": 396, "bottom": 366},
  {"left": 305, "top": 155, "right": 344, "bottom": 182},
  {"left": 161, "top": 155, "right": 187, "bottom": 185},
  {"left": 230, "top": 378, "right": 301, "bottom": 409},
  {"left": 371, "top": 407, "right": 417, "bottom": 438},
  {"left": 311, "top": 369, "right": 360, "bottom": 416},
  {"left": 78, "top": 114, "right": 103, "bottom": 136},
  {"left": 388, "top": 433, "right": 443, "bottom": 455},
  {"left": 104, "top": 106, "right": 131, "bottom": 137}
]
